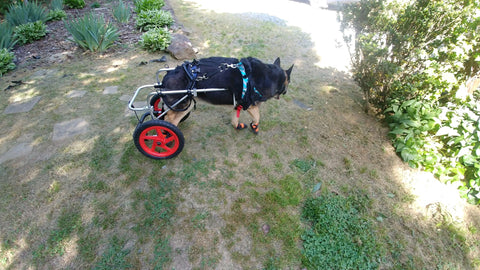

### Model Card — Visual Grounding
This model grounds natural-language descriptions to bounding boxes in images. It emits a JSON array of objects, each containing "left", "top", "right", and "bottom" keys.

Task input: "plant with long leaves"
[
  {"left": 65, "top": 13, "right": 119, "bottom": 52},
  {"left": 0, "top": 22, "right": 17, "bottom": 50},
  {"left": 6, "top": 0, "right": 49, "bottom": 27},
  {"left": 112, "top": 0, "right": 131, "bottom": 24}
]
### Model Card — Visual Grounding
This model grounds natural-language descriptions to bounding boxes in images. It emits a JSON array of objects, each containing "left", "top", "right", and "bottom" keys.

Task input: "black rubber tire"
[{"left": 133, "top": 120, "right": 185, "bottom": 159}]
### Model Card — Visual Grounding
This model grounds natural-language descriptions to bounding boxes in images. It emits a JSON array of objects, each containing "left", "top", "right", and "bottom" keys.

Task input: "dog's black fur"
[{"left": 160, "top": 56, "right": 293, "bottom": 130}]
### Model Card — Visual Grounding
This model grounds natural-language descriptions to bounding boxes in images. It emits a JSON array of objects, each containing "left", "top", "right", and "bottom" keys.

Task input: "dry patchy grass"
[{"left": 0, "top": 0, "right": 479, "bottom": 269}]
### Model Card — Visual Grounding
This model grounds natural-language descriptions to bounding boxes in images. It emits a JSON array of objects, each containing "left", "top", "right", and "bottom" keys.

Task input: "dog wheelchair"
[{"left": 128, "top": 67, "right": 228, "bottom": 160}]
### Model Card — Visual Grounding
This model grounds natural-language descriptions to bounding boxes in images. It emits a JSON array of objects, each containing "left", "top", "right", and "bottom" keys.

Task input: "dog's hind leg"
[
  {"left": 165, "top": 102, "right": 194, "bottom": 126},
  {"left": 247, "top": 105, "right": 260, "bottom": 134}
]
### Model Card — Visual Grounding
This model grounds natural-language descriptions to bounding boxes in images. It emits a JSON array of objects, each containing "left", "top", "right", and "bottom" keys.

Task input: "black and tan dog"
[{"left": 160, "top": 57, "right": 294, "bottom": 134}]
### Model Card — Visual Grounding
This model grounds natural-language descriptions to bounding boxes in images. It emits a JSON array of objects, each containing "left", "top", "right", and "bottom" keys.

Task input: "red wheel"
[
  {"left": 149, "top": 94, "right": 164, "bottom": 118},
  {"left": 133, "top": 120, "right": 184, "bottom": 159},
  {"left": 150, "top": 94, "right": 190, "bottom": 122}
]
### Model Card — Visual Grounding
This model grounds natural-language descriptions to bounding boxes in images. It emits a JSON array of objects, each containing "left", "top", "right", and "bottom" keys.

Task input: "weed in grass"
[
  {"left": 93, "top": 235, "right": 132, "bottom": 270},
  {"left": 301, "top": 193, "right": 381, "bottom": 269},
  {"left": 291, "top": 157, "right": 317, "bottom": 173}
]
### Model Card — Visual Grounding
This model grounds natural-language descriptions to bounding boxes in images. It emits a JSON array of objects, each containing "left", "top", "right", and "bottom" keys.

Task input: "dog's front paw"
[
  {"left": 250, "top": 123, "right": 259, "bottom": 134},
  {"left": 236, "top": 123, "right": 247, "bottom": 130}
]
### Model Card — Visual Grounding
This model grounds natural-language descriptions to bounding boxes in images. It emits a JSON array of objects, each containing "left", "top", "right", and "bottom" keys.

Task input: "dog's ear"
[
  {"left": 274, "top": 57, "right": 281, "bottom": 67},
  {"left": 286, "top": 64, "right": 294, "bottom": 81}
]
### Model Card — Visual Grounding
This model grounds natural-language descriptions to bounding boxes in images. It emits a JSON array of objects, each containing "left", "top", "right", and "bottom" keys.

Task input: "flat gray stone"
[
  {"left": 103, "top": 86, "right": 118, "bottom": 95},
  {"left": 0, "top": 143, "right": 33, "bottom": 164},
  {"left": 52, "top": 118, "right": 89, "bottom": 141},
  {"left": 3, "top": 96, "right": 41, "bottom": 114},
  {"left": 119, "top": 95, "right": 131, "bottom": 102},
  {"left": 66, "top": 90, "right": 86, "bottom": 98}
]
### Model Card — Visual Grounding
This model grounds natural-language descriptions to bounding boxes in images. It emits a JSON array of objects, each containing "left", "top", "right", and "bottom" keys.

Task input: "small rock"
[
  {"left": 167, "top": 34, "right": 197, "bottom": 60},
  {"left": 262, "top": 224, "right": 270, "bottom": 235}
]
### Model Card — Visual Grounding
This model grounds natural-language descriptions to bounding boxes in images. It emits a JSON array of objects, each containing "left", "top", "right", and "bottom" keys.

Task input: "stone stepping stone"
[
  {"left": 119, "top": 95, "right": 131, "bottom": 102},
  {"left": 52, "top": 118, "right": 89, "bottom": 141},
  {"left": 3, "top": 96, "right": 41, "bottom": 114},
  {"left": 0, "top": 142, "right": 33, "bottom": 164},
  {"left": 66, "top": 90, "right": 86, "bottom": 98},
  {"left": 103, "top": 86, "right": 118, "bottom": 95}
]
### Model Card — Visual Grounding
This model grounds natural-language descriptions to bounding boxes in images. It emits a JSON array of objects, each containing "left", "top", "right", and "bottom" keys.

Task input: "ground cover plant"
[
  {"left": 340, "top": 0, "right": 480, "bottom": 204},
  {"left": 135, "top": 9, "right": 173, "bottom": 31},
  {"left": 0, "top": 48, "right": 16, "bottom": 75},
  {"left": 14, "top": 20, "right": 47, "bottom": 45},
  {"left": 0, "top": 0, "right": 479, "bottom": 269}
]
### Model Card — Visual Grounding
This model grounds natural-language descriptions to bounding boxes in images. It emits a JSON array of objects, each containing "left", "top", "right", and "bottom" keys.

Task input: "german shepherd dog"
[{"left": 160, "top": 57, "right": 294, "bottom": 134}]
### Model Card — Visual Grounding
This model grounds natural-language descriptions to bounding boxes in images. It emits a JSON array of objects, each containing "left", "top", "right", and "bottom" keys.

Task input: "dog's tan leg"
[
  {"left": 164, "top": 103, "right": 194, "bottom": 126},
  {"left": 231, "top": 106, "right": 247, "bottom": 129},
  {"left": 247, "top": 105, "right": 260, "bottom": 134},
  {"left": 247, "top": 105, "right": 260, "bottom": 125},
  {"left": 231, "top": 109, "right": 239, "bottom": 128}
]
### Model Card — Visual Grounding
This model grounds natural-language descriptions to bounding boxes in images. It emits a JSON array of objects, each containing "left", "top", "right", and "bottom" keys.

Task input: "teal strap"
[{"left": 237, "top": 62, "right": 262, "bottom": 100}]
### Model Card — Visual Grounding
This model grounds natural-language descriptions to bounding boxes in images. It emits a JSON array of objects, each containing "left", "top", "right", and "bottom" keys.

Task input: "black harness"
[{"left": 178, "top": 58, "right": 263, "bottom": 110}]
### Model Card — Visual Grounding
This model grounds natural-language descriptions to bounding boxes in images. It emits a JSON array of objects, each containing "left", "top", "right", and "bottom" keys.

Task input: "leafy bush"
[
  {"left": 47, "top": 9, "right": 67, "bottom": 21},
  {"left": 0, "top": 48, "right": 16, "bottom": 76},
  {"left": 134, "top": 0, "right": 164, "bottom": 13},
  {"left": 65, "top": 13, "right": 119, "bottom": 52},
  {"left": 139, "top": 27, "right": 171, "bottom": 52},
  {"left": 0, "top": 22, "right": 17, "bottom": 50},
  {"left": 340, "top": 0, "right": 480, "bottom": 204},
  {"left": 386, "top": 96, "right": 480, "bottom": 204},
  {"left": 340, "top": 0, "right": 479, "bottom": 110},
  {"left": 14, "top": 20, "right": 47, "bottom": 45},
  {"left": 5, "top": 1, "right": 49, "bottom": 27},
  {"left": 301, "top": 193, "right": 380, "bottom": 269},
  {"left": 112, "top": 0, "right": 131, "bottom": 24},
  {"left": 136, "top": 9, "right": 173, "bottom": 31},
  {"left": 64, "top": 0, "right": 85, "bottom": 9}
]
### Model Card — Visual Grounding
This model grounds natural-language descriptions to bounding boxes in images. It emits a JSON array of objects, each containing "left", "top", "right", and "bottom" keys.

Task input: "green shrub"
[
  {"left": 0, "top": 22, "right": 17, "bottom": 50},
  {"left": 340, "top": 0, "right": 480, "bottom": 204},
  {"left": 139, "top": 27, "right": 171, "bottom": 52},
  {"left": 6, "top": 1, "right": 49, "bottom": 27},
  {"left": 0, "top": 48, "right": 16, "bottom": 76},
  {"left": 64, "top": 0, "right": 85, "bottom": 9},
  {"left": 64, "top": 12, "right": 119, "bottom": 52},
  {"left": 301, "top": 193, "right": 381, "bottom": 269},
  {"left": 134, "top": 0, "right": 164, "bottom": 13},
  {"left": 340, "top": 0, "right": 479, "bottom": 109},
  {"left": 47, "top": 9, "right": 67, "bottom": 21},
  {"left": 136, "top": 9, "right": 173, "bottom": 31},
  {"left": 112, "top": 0, "right": 131, "bottom": 24},
  {"left": 14, "top": 20, "right": 47, "bottom": 45},
  {"left": 386, "top": 96, "right": 480, "bottom": 204}
]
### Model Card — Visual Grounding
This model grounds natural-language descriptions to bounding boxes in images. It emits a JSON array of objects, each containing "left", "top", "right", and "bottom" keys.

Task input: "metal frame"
[{"left": 128, "top": 68, "right": 228, "bottom": 121}]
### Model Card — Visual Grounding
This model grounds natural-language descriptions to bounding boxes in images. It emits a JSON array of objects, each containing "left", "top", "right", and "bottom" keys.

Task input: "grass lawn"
[{"left": 0, "top": 0, "right": 479, "bottom": 269}]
